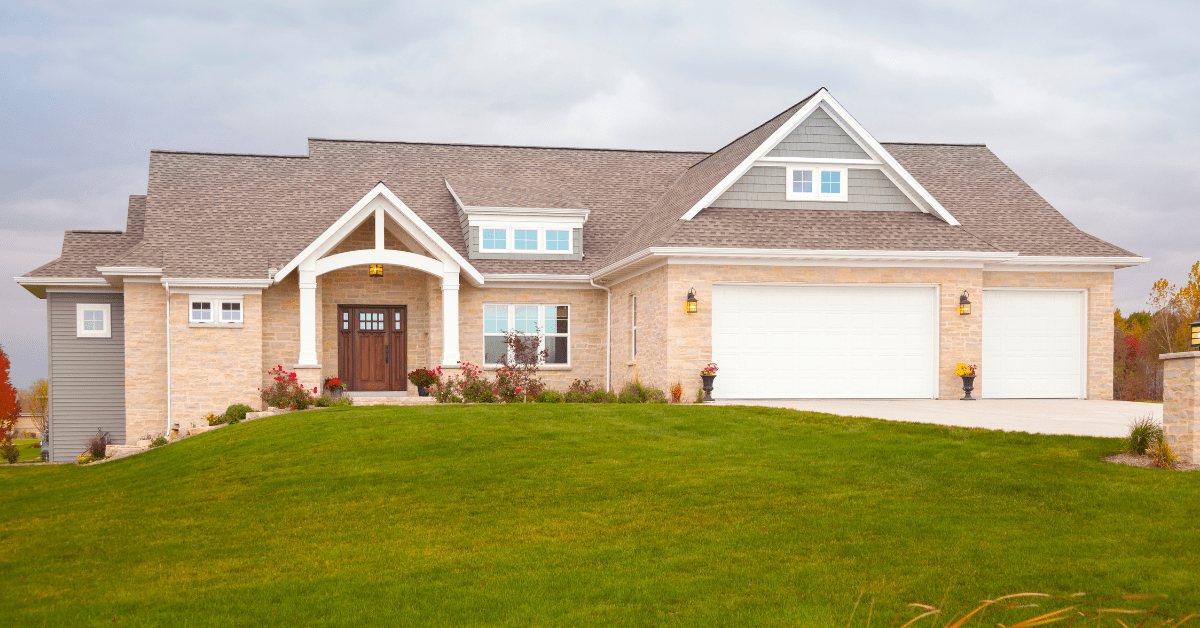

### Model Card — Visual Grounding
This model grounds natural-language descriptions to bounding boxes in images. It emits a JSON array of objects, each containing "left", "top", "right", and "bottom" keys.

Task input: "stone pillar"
[
  {"left": 1160, "top": 351, "right": 1200, "bottom": 464},
  {"left": 441, "top": 269, "right": 461, "bottom": 367}
]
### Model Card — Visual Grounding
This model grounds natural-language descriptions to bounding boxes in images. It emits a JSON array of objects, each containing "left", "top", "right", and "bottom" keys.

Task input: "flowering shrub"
[
  {"left": 701, "top": 363, "right": 719, "bottom": 376},
  {"left": 323, "top": 376, "right": 344, "bottom": 391},
  {"left": 261, "top": 365, "right": 315, "bottom": 409},
  {"left": 408, "top": 368, "right": 437, "bottom": 388},
  {"left": 494, "top": 366, "right": 524, "bottom": 403},
  {"left": 204, "top": 412, "right": 223, "bottom": 426},
  {"left": 955, "top": 363, "right": 978, "bottom": 377},
  {"left": 430, "top": 366, "right": 462, "bottom": 403},
  {"left": 77, "top": 452, "right": 94, "bottom": 464},
  {"left": 670, "top": 382, "right": 683, "bottom": 403},
  {"left": 458, "top": 362, "right": 498, "bottom": 403}
]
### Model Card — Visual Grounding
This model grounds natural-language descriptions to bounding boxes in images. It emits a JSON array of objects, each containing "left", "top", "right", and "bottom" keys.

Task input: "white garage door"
[
  {"left": 982, "top": 290, "right": 1084, "bottom": 399},
  {"left": 712, "top": 284, "right": 937, "bottom": 399}
]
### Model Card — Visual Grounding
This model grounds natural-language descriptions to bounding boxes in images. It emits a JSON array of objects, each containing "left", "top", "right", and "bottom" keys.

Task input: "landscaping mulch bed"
[{"left": 1104, "top": 452, "right": 1198, "bottom": 471}]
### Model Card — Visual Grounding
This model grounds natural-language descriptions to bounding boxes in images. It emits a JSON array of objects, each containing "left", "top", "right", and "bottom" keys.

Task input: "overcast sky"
[{"left": 2, "top": 0, "right": 1198, "bottom": 387}]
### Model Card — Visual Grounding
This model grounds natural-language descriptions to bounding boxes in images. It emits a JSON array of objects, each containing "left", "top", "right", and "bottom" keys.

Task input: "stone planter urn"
[
  {"left": 701, "top": 374, "right": 716, "bottom": 402},
  {"left": 417, "top": 386, "right": 429, "bottom": 397},
  {"left": 960, "top": 375, "right": 976, "bottom": 400},
  {"left": 329, "top": 387, "right": 343, "bottom": 401}
]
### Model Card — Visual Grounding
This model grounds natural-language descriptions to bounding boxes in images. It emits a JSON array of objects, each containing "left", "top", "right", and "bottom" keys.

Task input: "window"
[
  {"left": 189, "top": 296, "right": 244, "bottom": 326},
  {"left": 785, "top": 165, "right": 848, "bottom": 201},
  {"left": 514, "top": 229, "right": 538, "bottom": 251},
  {"left": 631, "top": 295, "right": 638, "bottom": 358},
  {"left": 546, "top": 230, "right": 570, "bottom": 252},
  {"left": 482, "top": 304, "right": 570, "bottom": 366},
  {"left": 76, "top": 303, "right": 111, "bottom": 338},
  {"left": 482, "top": 229, "right": 506, "bottom": 250}
]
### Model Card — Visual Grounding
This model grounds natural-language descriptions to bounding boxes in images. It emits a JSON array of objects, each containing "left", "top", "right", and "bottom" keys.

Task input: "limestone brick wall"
[
  {"left": 123, "top": 281, "right": 168, "bottom": 442},
  {"left": 609, "top": 265, "right": 670, "bottom": 393},
  {"left": 319, "top": 267, "right": 433, "bottom": 379},
  {"left": 982, "top": 271, "right": 1114, "bottom": 400},
  {"left": 1161, "top": 352, "right": 1199, "bottom": 464},
  {"left": 661, "top": 264, "right": 984, "bottom": 399},
  {"left": 457, "top": 285, "right": 609, "bottom": 391},
  {"left": 168, "top": 293, "right": 263, "bottom": 427},
  {"left": 262, "top": 273, "right": 303, "bottom": 388}
]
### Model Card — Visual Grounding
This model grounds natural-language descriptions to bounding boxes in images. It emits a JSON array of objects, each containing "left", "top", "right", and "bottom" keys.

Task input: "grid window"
[
  {"left": 482, "top": 229, "right": 506, "bottom": 250},
  {"left": 514, "top": 230, "right": 538, "bottom": 251},
  {"left": 821, "top": 170, "right": 841, "bottom": 194},
  {"left": 546, "top": 230, "right": 570, "bottom": 251},
  {"left": 221, "top": 302, "right": 242, "bottom": 322},
  {"left": 191, "top": 302, "right": 212, "bottom": 321},
  {"left": 792, "top": 170, "right": 813, "bottom": 194},
  {"left": 83, "top": 309, "right": 105, "bottom": 331},
  {"left": 483, "top": 304, "right": 570, "bottom": 366},
  {"left": 76, "top": 303, "right": 111, "bottom": 338},
  {"left": 359, "top": 312, "right": 384, "bottom": 331}
]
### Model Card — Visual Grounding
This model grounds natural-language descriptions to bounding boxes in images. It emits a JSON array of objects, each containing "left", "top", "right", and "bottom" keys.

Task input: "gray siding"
[
  {"left": 47, "top": 292, "right": 125, "bottom": 462},
  {"left": 709, "top": 166, "right": 921, "bottom": 212},
  {"left": 766, "top": 109, "right": 870, "bottom": 159},
  {"left": 467, "top": 225, "right": 584, "bottom": 261}
]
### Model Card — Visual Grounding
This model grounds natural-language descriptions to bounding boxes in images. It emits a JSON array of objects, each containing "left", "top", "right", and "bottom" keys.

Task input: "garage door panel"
[
  {"left": 982, "top": 290, "right": 1083, "bottom": 399},
  {"left": 713, "top": 284, "right": 936, "bottom": 399}
]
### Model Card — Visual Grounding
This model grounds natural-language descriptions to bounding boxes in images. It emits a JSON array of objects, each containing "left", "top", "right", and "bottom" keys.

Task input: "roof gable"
[{"left": 765, "top": 108, "right": 870, "bottom": 160}]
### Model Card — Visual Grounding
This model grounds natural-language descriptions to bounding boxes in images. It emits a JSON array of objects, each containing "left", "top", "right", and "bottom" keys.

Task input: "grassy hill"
[{"left": 1, "top": 404, "right": 1197, "bottom": 626}]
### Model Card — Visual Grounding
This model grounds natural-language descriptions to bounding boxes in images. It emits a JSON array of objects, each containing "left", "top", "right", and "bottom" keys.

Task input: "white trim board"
[{"left": 680, "top": 91, "right": 960, "bottom": 226}]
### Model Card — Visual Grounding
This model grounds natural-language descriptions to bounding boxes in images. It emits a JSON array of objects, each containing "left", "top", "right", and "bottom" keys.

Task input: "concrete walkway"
[{"left": 713, "top": 399, "right": 1162, "bottom": 438}]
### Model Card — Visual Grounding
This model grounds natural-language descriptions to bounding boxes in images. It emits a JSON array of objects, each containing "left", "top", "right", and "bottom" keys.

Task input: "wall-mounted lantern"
[
  {"left": 959, "top": 291, "right": 972, "bottom": 315},
  {"left": 1191, "top": 311, "right": 1200, "bottom": 351},
  {"left": 369, "top": 264, "right": 384, "bottom": 278},
  {"left": 685, "top": 287, "right": 699, "bottom": 314}
]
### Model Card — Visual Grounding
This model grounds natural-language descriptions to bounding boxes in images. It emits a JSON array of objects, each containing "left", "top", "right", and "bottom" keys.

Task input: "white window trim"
[
  {"left": 189, "top": 295, "right": 245, "bottom": 328},
  {"left": 482, "top": 303, "right": 571, "bottom": 368},
  {"left": 76, "top": 303, "right": 112, "bottom": 338},
  {"left": 785, "top": 164, "right": 849, "bottom": 202},
  {"left": 478, "top": 225, "right": 573, "bottom": 254}
]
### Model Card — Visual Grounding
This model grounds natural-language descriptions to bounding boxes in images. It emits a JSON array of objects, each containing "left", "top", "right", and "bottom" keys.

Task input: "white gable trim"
[
  {"left": 680, "top": 90, "right": 961, "bottom": 226},
  {"left": 275, "top": 182, "right": 484, "bottom": 286}
]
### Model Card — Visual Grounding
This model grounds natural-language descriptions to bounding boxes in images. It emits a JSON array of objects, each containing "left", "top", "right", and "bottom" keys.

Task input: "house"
[{"left": 16, "top": 88, "right": 1147, "bottom": 462}]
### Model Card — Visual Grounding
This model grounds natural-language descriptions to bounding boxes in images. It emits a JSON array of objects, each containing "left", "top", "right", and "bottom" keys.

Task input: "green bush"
[
  {"left": 564, "top": 390, "right": 586, "bottom": 403},
  {"left": 536, "top": 390, "right": 564, "bottom": 403},
  {"left": 1, "top": 443, "right": 19, "bottom": 464},
  {"left": 224, "top": 403, "right": 254, "bottom": 424},
  {"left": 618, "top": 382, "right": 645, "bottom": 403},
  {"left": 313, "top": 395, "right": 333, "bottom": 408},
  {"left": 586, "top": 390, "right": 616, "bottom": 403},
  {"left": 150, "top": 436, "right": 168, "bottom": 448},
  {"left": 1125, "top": 415, "right": 1162, "bottom": 455},
  {"left": 333, "top": 396, "right": 354, "bottom": 407},
  {"left": 646, "top": 389, "right": 668, "bottom": 404}
]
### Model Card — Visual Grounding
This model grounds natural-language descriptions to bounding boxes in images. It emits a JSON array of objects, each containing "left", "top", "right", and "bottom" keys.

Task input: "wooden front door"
[{"left": 338, "top": 306, "right": 407, "bottom": 391}]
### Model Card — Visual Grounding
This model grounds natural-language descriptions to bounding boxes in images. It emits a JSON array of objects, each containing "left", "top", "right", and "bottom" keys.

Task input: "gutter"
[
  {"left": 589, "top": 278, "right": 611, "bottom": 392},
  {"left": 164, "top": 281, "right": 172, "bottom": 438}
]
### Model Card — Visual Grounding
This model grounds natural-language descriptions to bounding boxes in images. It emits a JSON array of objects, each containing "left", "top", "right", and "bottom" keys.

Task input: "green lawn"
[
  {"left": 1, "top": 405, "right": 1196, "bottom": 627},
  {"left": 6, "top": 438, "right": 43, "bottom": 463}
]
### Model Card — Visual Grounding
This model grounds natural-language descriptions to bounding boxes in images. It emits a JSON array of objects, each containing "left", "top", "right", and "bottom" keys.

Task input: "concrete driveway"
[{"left": 712, "top": 399, "right": 1162, "bottom": 438}]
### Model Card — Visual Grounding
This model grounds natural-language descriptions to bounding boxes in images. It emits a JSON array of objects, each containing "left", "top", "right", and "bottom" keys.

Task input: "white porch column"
[
  {"left": 441, "top": 265, "right": 461, "bottom": 367},
  {"left": 298, "top": 266, "right": 320, "bottom": 367}
]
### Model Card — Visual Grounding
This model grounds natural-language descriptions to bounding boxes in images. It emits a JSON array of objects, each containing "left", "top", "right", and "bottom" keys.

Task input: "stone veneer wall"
[
  {"left": 123, "top": 281, "right": 168, "bottom": 442},
  {"left": 658, "top": 264, "right": 984, "bottom": 399},
  {"left": 168, "top": 292, "right": 263, "bottom": 427},
  {"left": 982, "top": 271, "right": 1114, "bottom": 400},
  {"left": 1160, "top": 352, "right": 1199, "bottom": 464},
  {"left": 319, "top": 267, "right": 434, "bottom": 378},
  {"left": 457, "top": 285, "right": 609, "bottom": 391},
  {"left": 609, "top": 265, "right": 670, "bottom": 394},
  {"left": 262, "top": 273, "right": 303, "bottom": 389}
]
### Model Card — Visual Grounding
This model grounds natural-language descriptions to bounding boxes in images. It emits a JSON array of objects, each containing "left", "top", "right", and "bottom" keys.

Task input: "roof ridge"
[
  {"left": 881, "top": 141, "right": 986, "bottom": 147},
  {"left": 683, "top": 89, "right": 823, "bottom": 171},
  {"left": 67, "top": 230, "right": 125, "bottom": 234},
  {"left": 308, "top": 137, "right": 711, "bottom": 155},
  {"left": 151, "top": 150, "right": 308, "bottom": 158}
]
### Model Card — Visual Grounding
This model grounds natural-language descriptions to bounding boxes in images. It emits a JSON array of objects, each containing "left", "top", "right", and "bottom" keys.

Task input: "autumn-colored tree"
[
  {"left": 0, "top": 346, "right": 20, "bottom": 445},
  {"left": 20, "top": 378, "right": 49, "bottom": 435}
]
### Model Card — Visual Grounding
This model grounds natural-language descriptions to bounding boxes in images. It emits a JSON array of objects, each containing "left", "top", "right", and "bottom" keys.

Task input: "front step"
[{"left": 345, "top": 391, "right": 437, "bottom": 406}]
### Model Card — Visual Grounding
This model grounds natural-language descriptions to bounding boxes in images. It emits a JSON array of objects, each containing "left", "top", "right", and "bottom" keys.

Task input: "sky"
[{"left": 2, "top": 0, "right": 1198, "bottom": 387}]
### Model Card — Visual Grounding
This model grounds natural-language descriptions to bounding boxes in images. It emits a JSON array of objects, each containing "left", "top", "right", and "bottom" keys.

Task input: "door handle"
[{"left": 385, "top": 344, "right": 389, "bottom": 363}]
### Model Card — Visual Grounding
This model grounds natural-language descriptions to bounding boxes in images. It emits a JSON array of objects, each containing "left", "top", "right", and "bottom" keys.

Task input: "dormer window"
[
  {"left": 514, "top": 229, "right": 538, "bottom": 250},
  {"left": 786, "top": 164, "right": 848, "bottom": 202},
  {"left": 446, "top": 178, "right": 587, "bottom": 260},
  {"left": 546, "top": 230, "right": 569, "bottom": 251},
  {"left": 482, "top": 229, "right": 506, "bottom": 250}
]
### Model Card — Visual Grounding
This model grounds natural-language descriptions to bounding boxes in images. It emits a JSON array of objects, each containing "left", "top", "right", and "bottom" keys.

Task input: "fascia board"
[
  {"left": 986, "top": 255, "right": 1150, "bottom": 269},
  {"left": 817, "top": 96, "right": 960, "bottom": 226},
  {"left": 481, "top": 273, "right": 592, "bottom": 283},
  {"left": 590, "top": 247, "right": 1020, "bottom": 280},
  {"left": 463, "top": 206, "right": 591, "bottom": 221},
  {"left": 276, "top": 182, "right": 485, "bottom": 287},
  {"left": 96, "top": 266, "right": 163, "bottom": 276},
  {"left": 680, "top": 93, "right": 828, "bottom": 221},
  {"left": 159, "top": 278, "right": 275, "bottom": 288},
  {"left": 13, "top": 276, "right": 110, "bottom": 298}
]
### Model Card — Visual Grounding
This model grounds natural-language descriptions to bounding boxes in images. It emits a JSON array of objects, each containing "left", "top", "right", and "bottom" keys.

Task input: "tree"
[
  {"left": 0, "top": 346, "right": 20, "bottom": 448},
  {"left": 20, "top": 379, "right": 48, "bottom": 435}
]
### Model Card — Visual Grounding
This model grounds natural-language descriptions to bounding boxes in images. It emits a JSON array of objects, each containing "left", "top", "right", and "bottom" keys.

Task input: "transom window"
[
  {"left": 76, "top": 303, "right": 111, "bottom": 338},
  {"left": 359, "top": 312, "right": 384, "bottom": 331},
  {"left": 476, "top": 227, "right": 572, "bottom": 254},
  {"left": 483, "top": 303, "right": 569, "bottom": 366},
  {"left": 189, "top": 296, "right": 245, "bottom": 326},
  {"left": 785, "top": 165, "right": 848, "bottom": 202},
  {"left": 482, "top": 229, "right": 506, "bottom": 250}
]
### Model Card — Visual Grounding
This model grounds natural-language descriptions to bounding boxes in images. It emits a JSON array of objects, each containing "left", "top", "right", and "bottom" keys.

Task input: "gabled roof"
[{"left": 22, "top": 195, "right": 147, "bottom": 278}]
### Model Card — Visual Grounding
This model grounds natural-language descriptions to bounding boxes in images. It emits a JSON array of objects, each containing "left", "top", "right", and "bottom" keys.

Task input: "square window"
[
  {"left": 191, "top": 302, "right": 212, "bottom": 321},
  {"left": 76, "top": 303, "right": 111, "bottom": 338},
  {"left": 792, "top": 170, "right": 813, "bottom": 194},
  {"left": 484, "top": 304, "right": 508, "bottom": 334},
  {"left": 484, "top": 336, "right": 508, "bottom": 365},
  {"left": 221, "top": 302, "right": 241, "bottom": 322},
  {"left": 514, "top": 305, "right": 539, "bottom": 333},
  {"left": 514, "top": 230, "right": 538, "bottom": 250},
  {"left": 546, "top": 230, "right": 570, "bottom": 251},
  {"left": 482, "top": 229, "right": 506, "bottom": 250},
  {"left": 821, "top": 170, "right": 841, "bottom": 194}
]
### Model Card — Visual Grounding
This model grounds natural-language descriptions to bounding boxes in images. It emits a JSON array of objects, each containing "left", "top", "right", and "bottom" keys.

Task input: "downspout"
[
  {"left": 589, "top": 277, "right": 610, "bottom": 391},
  {"left": 164, "top": 281, "right": 171, "bottom": 437}
]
